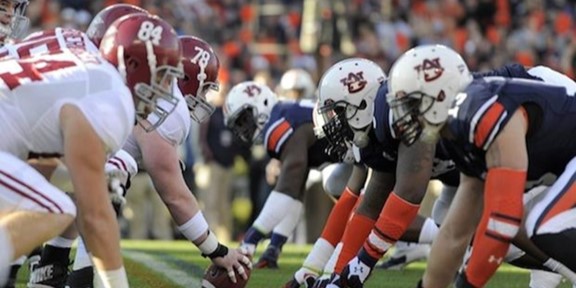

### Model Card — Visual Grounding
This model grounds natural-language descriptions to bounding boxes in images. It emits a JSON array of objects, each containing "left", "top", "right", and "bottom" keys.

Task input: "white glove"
[{"left": 105, "top": 149, "right": 138, "bottom": 210}]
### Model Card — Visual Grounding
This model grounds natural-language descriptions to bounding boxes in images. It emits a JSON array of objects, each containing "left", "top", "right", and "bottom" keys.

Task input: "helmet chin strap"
[
  {"left": 342, "top": 148, "right": 355, "bottom": 164},
  {"left": 420, "top": 121, "right": 443, "bottom": 144},
  {"left": 352, "top": 126, "right": 371, "bottom": 148}
]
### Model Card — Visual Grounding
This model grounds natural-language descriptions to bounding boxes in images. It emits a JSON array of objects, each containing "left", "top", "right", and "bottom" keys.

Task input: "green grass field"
[{"left": 12, "top": 240, "right": 573, "bottom": 288}]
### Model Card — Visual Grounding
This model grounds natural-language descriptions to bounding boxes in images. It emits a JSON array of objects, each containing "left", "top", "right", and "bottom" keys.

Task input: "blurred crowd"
[
  {"left": 29, "top": 0, "right": 576, "bottom": 241},
  {"left": 32, "top": 0, "right": 576, "bottom": 89}
]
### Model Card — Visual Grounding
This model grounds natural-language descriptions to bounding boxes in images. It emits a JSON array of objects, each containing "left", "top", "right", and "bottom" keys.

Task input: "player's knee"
[
  {"left": 356, "top": 194, "right": 385, "bottom": 219},
  {"left": 58, "top": 194, "right": 77, "bottom": 218},
  {"left": 33, "top": 187, "right": 77, "bottom": 217},
  {"left": 431, "top": 186, "right": 456, "bottom": 225},
  {"left": 321, "top": 164, "right": 352, "bottom": 198},
  {"left": 323, "top": 181, "right": 342, "bottom": 198}
]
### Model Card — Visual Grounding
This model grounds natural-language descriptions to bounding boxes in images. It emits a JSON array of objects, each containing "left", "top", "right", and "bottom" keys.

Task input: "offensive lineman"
[{"left": 0, "top": 12, "right": 184, "bottom": 288}]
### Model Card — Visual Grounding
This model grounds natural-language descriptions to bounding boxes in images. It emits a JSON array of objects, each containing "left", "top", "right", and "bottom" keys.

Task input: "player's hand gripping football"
[{"left": 211, "top": 247, "right": 252, "bottom": 283}]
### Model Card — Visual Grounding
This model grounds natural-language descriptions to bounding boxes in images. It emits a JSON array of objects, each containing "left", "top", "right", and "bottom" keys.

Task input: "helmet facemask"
[
  {"left": 317, "top": 100, "right": 359, "bottom": 162},
  {"left": 183, "top": 61, "right": 218, "bottom": 123},
  {"left": 388, "top": 91, "right": 436, "bottom": 146},
  {"left": 136, "top": 64, "right": 184, "bottom": 131},
  {"left": 185, "top": 90, "right": 216, "bottom": 123},
  {"left": 119, "top": 42, "right": 184, "bottom": 132},
  {"left": 227, "top": 105, "right": 264, "bottom": 145}
]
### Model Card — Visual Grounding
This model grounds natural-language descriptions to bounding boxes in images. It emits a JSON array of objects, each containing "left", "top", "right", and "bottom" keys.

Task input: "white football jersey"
[
  {"left": 122, "top": 83, "right": 191, "bottom": 163},
  {"left": 0, "top": 48, "right": 135, "bottom": 160},
  {"left": 0, "top": 27, "right": 99, "bottom": 60}
]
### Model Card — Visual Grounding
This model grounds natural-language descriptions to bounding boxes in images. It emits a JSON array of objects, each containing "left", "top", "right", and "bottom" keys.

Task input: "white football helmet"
[
  {"left": 387, "top": 44, "right": 473, "bottom": 146},
  {"left": 279, "top": 68, "right": 316, "bottom": 99},
  {"left": 316, "top": 58, "right": 386, "bottom": 160},
  {"left": 224, "top": 81, "right": 278, "bottom": 144}
]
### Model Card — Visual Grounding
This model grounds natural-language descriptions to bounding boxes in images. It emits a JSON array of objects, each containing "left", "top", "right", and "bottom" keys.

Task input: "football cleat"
[
  {"left": 254, "top": 245, "right": 280, "bottom": 269},
  {"left": 312, "top": 273, "right": 334, "bottom": 288},
  {"left": 64, "top": 266, "right": 94, "bottom": 288},
  {"left": 311, "top": 276, "right": 329, "bottom": 288},
  {"left": 4, "top": 264, "right": 21, "bottom": 288},
  {"left": 378, "top": 242, "right": 430, "bottom": 270},
  {"left": 283, "top": 277, "right": 302, "bottom": 288},
  {"left": 340, "top": 257, "right": 373, "bottom": 288},
  {"left": 283, "top": 274, "right": 316, "bottom": 288},
  {"left": 27, "top": 259, "right": 70, "bottom": 288},
  {"left": 323, "top": 273, "right": 343, "bottom": 288},
  {"left": 27, "top": 247, "right": 42, "bottom": 272},
  {"left": 284, "top": 269, "right": 319, "bottom": 288}
]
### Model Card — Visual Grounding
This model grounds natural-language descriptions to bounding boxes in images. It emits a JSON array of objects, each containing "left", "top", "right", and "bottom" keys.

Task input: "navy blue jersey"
[
  {"left": 472, "top": 63, "right": 541, "bottom": 80},
  {"left": 443, "top": 77, "right": 576, "bottom": 187},
  {"left": 357, "top": 129, "right": 396, "bottom": 173},
  {"left": 359, "top": 82, "right": 459, "bottom": 186},
  {"left": 263, "top": 100, "right": 333, "bottom": 168},
  {"left": 367, "top": 82, "right": 400, "bottom": 173}
]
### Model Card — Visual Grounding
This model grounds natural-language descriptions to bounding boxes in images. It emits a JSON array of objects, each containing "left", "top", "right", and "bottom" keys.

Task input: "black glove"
[
  {"left": 202, "top": 243, "right": 229, "bottom": 259},
  {"left": 454, "top": 272, "right": 477, "bottom": 288}
]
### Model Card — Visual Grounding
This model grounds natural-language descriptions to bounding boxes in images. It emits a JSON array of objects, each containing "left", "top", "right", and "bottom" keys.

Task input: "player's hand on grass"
[
  {"left": 211, "top": 247, "right": 252, "bottom": 283},
  {"left": 454, "top": 272, "right": 475, "bottom": 288}
]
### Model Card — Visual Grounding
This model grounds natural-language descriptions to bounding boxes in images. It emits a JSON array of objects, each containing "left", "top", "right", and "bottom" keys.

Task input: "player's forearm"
[
  {"left": 423, "top": 223, "right": 472, "bottom": 287},
  {"left": 153, "top": 177, "right": 200, "bottom": 225},
  {"left": 71, "top": 169, "right": 123, "bottom": 270},
  {"left": 275, "top": 159, "right": 308, "bottom": 198},
  {"left": 163, "top": 192, "right": 200, "bottom": 226},
  {"left": 77, "top": 200, "right": 123, "bottom": 270},
  {"left": 424, "top": 175, "right": 482, "bottom": 288}
]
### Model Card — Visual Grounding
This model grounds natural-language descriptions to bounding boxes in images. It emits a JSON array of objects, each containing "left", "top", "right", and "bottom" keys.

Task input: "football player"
[
  {"left": 0, "top": 6, "right": 150, "bottom": 287},
  {"left": 295, "top": 59, "right": 576, "bottom": 288},
  {"left": 224, "top": 81, "right": 337, "bottom": 268},
  {"left": 344, "top": 44, "right": 576, "bottom": 288},
  {"left": 254, "top": 67, "right": 329, "bottom": 268},
  {"left": 56, "top": 34, "right": 248, "bottom": 288},
  {"left": 284, "top": 58, "right": 459, "bottom": 288},
  {"left": 277, "top": 68, "right": 316, "bottom": 101},
  {"left": 0, "top": 12, "right": 183, "bottom": 288},
  {"left": 16, "top": 5, "right": 249, "bottom": 288}
]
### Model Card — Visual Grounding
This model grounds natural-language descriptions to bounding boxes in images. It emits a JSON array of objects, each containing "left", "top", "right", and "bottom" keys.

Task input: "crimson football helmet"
[
  {"left": 178, "top": 35, "right": 220, "bottom": 123},
  {"left": 86, "top": 3, "right": 148, "bottom": 47},
  {"left": 99, "top": 14, "right": 184, "bottom": 131},
  {"left": 0, "top": 0, "right": 29, "bottom": 44}
]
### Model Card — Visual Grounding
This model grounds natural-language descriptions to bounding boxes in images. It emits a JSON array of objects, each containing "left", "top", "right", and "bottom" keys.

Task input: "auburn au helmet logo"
[
  {"left": 340, "top": 72, "right": 367, "bottom": 93},
  {"left": 243, "top": 84, "right": 261, "bottom": 97},
  {"left": 414, "top": 58, "right": 444, "bottom": 82}
]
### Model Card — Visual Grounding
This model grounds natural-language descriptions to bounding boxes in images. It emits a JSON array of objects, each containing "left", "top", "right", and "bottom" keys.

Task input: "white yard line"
[{"left": 122, "top": 250, "right": 202, "bottom": 288}]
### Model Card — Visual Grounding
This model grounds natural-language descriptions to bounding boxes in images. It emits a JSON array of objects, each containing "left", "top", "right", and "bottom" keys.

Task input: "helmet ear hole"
[
  {"left": 264, "top": 99, "right": 268, "bottom": 106},
  {"left": 125, "top": 56, "right": 139, "bottom": 72}
]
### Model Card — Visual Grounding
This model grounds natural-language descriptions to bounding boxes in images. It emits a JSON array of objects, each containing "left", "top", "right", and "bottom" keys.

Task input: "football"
[{"left": 201, "top": 262, "right": 251, "bottom": 288}]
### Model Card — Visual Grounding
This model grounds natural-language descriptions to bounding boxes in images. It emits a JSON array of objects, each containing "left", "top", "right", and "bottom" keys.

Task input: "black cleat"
[
  {"left": 64, "top": 266, "right": 94, "bottom": 288},
  {"left": 27, "top": 258, "right": 70, "bottom": 288},
  {"left": 254, "top": 245, "right": 280, "bottom": 269}
]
